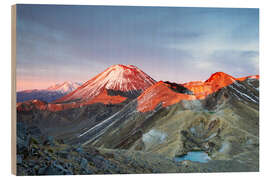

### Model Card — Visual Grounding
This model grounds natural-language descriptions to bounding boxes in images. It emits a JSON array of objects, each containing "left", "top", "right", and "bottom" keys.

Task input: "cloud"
[
  {"left": 197, "top": 50, "right": 259, "bottom": 77},
  {"left": 16, "top": 5, "right": 259, "bottom": 89}
]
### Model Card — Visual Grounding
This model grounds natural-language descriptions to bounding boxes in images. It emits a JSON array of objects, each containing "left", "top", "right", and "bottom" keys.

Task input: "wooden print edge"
[{"left": 11, "top": 4, "right": 17, "bottom": 175}]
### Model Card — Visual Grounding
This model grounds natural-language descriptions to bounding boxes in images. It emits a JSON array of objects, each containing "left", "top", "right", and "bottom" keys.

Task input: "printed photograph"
[{"left": 15, "top": 4, "right": 259, "bottom": 175}]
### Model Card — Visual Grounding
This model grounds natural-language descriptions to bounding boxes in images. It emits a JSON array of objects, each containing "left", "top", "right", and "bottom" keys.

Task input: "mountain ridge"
[
  {"left": 17, "top": 81, "right": 81, "bottom": 103},
  {"left": 17, "top": 66, "right": 259, "bottom": 113}
]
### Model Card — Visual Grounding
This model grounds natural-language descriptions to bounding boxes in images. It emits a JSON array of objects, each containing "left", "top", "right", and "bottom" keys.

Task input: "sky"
[{"left": 16, "top": 4, "right": 259, "bottom": 91}]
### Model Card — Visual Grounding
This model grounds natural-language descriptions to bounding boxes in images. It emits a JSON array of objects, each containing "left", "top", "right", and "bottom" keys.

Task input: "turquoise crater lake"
[{"left": 174, "top": 151, "right": 211, "bottom": 163}]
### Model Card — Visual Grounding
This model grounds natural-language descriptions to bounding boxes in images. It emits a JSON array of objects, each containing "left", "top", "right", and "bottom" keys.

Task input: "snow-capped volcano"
[
  {"left": 55, "top": 64, "right": 156, "bottom": 103},
  {"left": 47, "top": 81, "right": 81, "bottom": 93}
]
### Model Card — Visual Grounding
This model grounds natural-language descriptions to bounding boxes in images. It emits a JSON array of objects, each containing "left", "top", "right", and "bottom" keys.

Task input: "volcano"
[
  {"left": 47, "top": 81, "right": 81, "bottom": 93},
  {"left": 55, "top": 64, "right": 156, "bottom": 104}
]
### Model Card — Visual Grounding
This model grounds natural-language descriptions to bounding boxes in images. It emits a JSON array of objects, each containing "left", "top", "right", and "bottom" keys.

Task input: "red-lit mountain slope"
[
  {"left": 137, "top": 72, "right": 259, "bottom": 112},
  {"left": 55, "top": 64, "right": 156, "bottom": 104},
  {"left": 137, "top": 81, "right": 196, "bottom": 112},
  {"left": 183, "top": 72, "right": 259, "bottom": 99}
]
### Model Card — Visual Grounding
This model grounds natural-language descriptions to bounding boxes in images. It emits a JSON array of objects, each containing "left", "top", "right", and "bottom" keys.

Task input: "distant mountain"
[
  {"left": 17, "top": 81, "right": 81, "bottom": 103},
  {"left": 47, "top": 81, "right": 82, "bottom": 94},
  {"left": 54, "top": 64, "right": 156, "bottom": 104}
]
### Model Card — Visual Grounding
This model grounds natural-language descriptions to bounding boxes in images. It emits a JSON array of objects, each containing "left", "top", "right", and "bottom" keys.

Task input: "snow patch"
[
  {"left": 205, "top": 132, "right": 217, "bottom": 141},
  {"left": 47, "top": 81, "right": 81, "bottom": 93},
  {"left": 230, "top": 85, "right": 258, "bottom": 103},
  {"left": 142, "top": 129, "right": 167, "bottom": 145},
  {"left": 219, "top": 141, "right": 230, "bottom": 153},
  {"left": 190, "top": 127, "right": 196, "bottom": 135}
]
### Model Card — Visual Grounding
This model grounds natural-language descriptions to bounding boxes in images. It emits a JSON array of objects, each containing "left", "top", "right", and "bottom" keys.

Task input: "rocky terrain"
[
  {"left": 87, "top": 78, "right": 259, "bottom": 167},
  {"left": 16, "top": 122, "right": 257, "bottom": 175},
  {"left": 16, "top": 65, "right": 259, "bottom": 175}
]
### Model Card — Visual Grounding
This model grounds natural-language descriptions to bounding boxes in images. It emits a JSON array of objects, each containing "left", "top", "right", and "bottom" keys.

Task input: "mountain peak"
[
  {"left": 182, "top": 72, "right": 236, "bottom": 100},
  {"left": 109, "top": 64, "right": 137, "bottom": 69},
  {"left": 95, "top": 64, "right": 156, "bottom": 92},
  {"left": 55, "top": 65, "right": 156, "bottom": 103},
  {"left": 205, "top": 72, "right": 235, "bottom": 83},
  {"left": 47, "top": 81, "right": 81, "bottom": 93}
]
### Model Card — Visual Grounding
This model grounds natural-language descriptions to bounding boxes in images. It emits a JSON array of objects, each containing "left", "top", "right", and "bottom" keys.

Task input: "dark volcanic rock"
[
  {"left": 107, "top": 89, "right": 142, "bottom": 99},
  {"left": 164, "top": 81, "right": 193, "bottom": 95}
]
